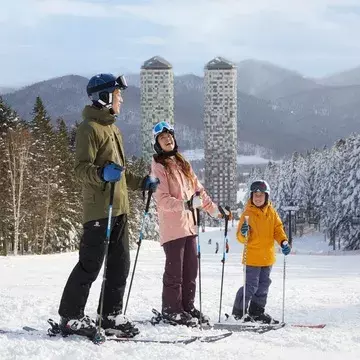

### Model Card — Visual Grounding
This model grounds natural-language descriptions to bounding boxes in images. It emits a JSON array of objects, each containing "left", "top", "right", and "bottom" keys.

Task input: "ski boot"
[
  {"left": 186, "top": 307, "right": 210, "bottom": 325},
  {"left": 248, "top": 302, "right": 279, "bottom": 324},
  {"left": 99, "top": 313, "right": 140, "bottom": 338},
  {"left": 231, "top": 307, "right": 253, "bottom": 322},
  {"left": 161, "top": 310, "right": 198, "bottom": 327},
  {"left": 59, "top": 315, "right": 97, "bottom": 339}
]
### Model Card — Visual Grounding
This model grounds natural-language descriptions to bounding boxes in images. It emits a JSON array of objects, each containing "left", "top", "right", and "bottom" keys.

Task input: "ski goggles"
[
  {"left": 152, "top": 121, "right": 174, "bottom": 138},
  {"left": 114, "top": 75, "right": 128, "bottom": 90},
  {"left": 250, "top": 181, "right": 268, "bottom": 193}
]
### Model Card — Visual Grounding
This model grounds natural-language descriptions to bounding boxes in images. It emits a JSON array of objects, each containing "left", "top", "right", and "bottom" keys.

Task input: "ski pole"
[
  {"left": 281, "top": 254, "right": 286, "bottom": 323},
  {"left": 218, "top": 206, "right": 230, "bottom": 323},
  {"left": 124, "top": 188, "right": 154, "bottom": 315},
  {"left": 195, "top": 191, "right": 203, "bottom": 330},
  {"left": 243, "top": 215, "right": 249, "bottom": 319},
  {"left": 96, "top": 181, "right": 116, "bottom": 342}
]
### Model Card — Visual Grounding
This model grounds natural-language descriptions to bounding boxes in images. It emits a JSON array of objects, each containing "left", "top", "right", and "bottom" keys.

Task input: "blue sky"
[{"left": 2, "top": 0, "right": 360, "bottom": 86}]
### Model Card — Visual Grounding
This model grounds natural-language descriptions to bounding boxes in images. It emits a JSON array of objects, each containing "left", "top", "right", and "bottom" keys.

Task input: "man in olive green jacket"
[{"left": 58, "top": 74, "right": 159, "bottom": 339}]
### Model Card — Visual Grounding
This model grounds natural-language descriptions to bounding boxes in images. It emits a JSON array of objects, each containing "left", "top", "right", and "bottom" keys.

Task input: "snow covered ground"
[{"left": 1, "top": 225, "right": 360, "bottom": 360}]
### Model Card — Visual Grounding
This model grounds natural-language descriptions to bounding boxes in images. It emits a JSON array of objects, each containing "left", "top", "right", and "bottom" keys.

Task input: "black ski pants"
[{"left": 58, "top": 214, "right": 130, "bottom": 319}]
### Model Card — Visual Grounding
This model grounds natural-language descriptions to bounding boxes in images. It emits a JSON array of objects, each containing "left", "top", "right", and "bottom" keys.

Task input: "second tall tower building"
[{"left": 204, "top": 57, "right": 238, "bottom": 208}]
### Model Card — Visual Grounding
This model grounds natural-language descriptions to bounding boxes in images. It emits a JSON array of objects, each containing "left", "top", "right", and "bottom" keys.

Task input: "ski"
[
  {"left": 213, "top": 322, "right": 285, "bottom": 334},
  {"left": 145, "top": 308, "right": 283, "bottom": 334},
  {"left": 0, "top": 323, "right": 232, "bottom": 344},
  {"left": 213, "top": 322, "right": 326, "bottom": 333},
  {"left": 291, "top": 324, "right": 326, "bottom": 329},
  {"left": 107, "top": 336, "right": 198, "bottom": 344},
  {"left": 0, "top": 327, "right": 197, "bottom": 344},
  {"left": 107, "top": 331, "right": 232, "bottom": 344}
]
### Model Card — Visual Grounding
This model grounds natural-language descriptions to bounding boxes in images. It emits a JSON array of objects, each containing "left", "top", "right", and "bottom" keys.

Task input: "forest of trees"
[
  {"left": 1, "top": 93, "right": 359, "bottom": 254},
  {"left": 247, "top": 135, "right": 360, "bottom": 250},
  {"left": 0, "top": 96, "right": 157, "bottom": 256}
]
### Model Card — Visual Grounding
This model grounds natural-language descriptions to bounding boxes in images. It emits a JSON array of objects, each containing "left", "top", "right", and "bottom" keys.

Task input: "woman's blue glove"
[{"left": 142, "top": 175, "right": 160, "bottom": 192}]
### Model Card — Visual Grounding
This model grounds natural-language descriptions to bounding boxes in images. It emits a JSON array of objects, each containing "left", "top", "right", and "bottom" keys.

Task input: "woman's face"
[
  {"left": 157, "top": 131, "right": 175, "bottom": 152},
  {"left": 252, "top": 192, "right": 266, "bottom": 207}
]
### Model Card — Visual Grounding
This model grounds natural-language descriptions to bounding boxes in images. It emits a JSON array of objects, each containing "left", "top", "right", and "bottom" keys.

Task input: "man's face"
[
  {"left": 112, "top": 89, "right": 123, "bottom": 114},
  {"left": 252, "top": 192, "right": 266, "bottom": 207}
]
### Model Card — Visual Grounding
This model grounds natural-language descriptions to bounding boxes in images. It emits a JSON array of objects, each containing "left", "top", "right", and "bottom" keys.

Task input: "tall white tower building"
[
  {"left": 204, "top": 57, "right": 237, "bottom": 208},
  {"left": 140, "top": 56, "right": 174, "bottom": 163}
]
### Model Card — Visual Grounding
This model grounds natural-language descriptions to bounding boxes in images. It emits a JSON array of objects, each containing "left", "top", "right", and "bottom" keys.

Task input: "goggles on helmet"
[
  {"left": 153, "top": 121, "right": 174, "bottom": 138},
  {"left": 250, "top": 181, "right": 268, "bottom": 193}
]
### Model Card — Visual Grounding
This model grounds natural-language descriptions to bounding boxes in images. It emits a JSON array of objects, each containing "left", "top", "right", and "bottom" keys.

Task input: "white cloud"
[
  {"left": 3, "top": 0, "right": 360, "bottom": 76},
  {"left": 4, "top": 0, "right": 360, "bottom": 25},
  {"left": 127, "top": 36, "right": 166, "bottom": 45},
  {"left": 35, "top": 0, "right": 119, "bottom": 18}
]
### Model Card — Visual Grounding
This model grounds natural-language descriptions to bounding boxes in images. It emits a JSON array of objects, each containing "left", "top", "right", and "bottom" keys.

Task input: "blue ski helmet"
[{"left": 86, "top": 74, "right": 127, "bottom": 108}]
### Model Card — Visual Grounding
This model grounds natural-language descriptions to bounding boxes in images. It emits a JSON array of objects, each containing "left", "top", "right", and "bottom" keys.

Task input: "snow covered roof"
[
  {"left": 141, "top": 56, "right": 172, "bottom": 70},
  {"left": 205, "top": 57, "right": 236, "bottom": 70}
]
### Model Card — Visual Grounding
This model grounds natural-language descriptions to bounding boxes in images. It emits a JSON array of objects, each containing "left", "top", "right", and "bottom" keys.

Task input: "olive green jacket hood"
[{"left": 75, "top": 105, "right": 144, "bottom": 223}]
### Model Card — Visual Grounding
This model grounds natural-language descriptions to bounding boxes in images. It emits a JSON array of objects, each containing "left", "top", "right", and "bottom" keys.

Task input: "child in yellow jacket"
[{"left": 233, "top": 180, "right": 290, "bottom": 324}]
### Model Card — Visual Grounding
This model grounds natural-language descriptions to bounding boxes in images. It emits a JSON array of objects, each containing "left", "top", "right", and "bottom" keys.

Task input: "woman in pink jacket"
[{"left": 151, "top": 121, "right": 228, "bottom": 327}]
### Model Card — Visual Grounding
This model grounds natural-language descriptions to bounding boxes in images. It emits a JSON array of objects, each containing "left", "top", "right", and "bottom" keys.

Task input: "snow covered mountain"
[
  {"left": 3, "top": 60, "right": 360, "bottom": 157},
  {"left": 236, "top": 59, "right": 322, "bottom": 100},
  {"left": 317, "top": 65, "right": 360, "bottom": 86}
]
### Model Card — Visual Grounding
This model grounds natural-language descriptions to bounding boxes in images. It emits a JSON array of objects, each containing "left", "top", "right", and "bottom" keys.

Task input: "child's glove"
[
  {"left": 240, "top": 222, "right": 249, "bottom": 236},
  {"left": 281, "top": 240, "right": 291, "bottom": 255}
]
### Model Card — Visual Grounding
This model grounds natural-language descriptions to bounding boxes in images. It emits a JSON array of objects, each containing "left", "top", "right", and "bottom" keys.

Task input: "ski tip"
[{"left": 23, "top": 326, "right": 37, "bottom": 332}]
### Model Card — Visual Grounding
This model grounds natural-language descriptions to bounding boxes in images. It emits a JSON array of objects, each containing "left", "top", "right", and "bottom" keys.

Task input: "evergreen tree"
[
  {"left": 47, "top": 118, "right": 82, "bottom": 252},
  {"left": 291, "top": 152, "right": 309, "bottom": 210},
  {"left": 126, "top": 156, "right": 159, "bottom": 246},
  {"left": 28, "top": 97, "right": 57, "bottom": 253},
  {"left": 337, "top": 134, "right": 360, "bottom": 249},
  {"left": 0, "top": 99, "right": 30, "bottom": 255},
  {"left": 263, "top": 134, "right": 360, "bottom": 250}
]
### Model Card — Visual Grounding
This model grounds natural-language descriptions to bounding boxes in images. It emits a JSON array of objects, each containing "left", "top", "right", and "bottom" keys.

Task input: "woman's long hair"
[{"left": 154, "top": 152, "right": 195, "bottom": 189}]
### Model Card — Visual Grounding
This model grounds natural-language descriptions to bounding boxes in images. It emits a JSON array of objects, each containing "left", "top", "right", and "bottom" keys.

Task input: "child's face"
[
  {"left": 253, "top": 192, "right": 266, "bottom": 207},
  {"left": 158, "top": 131, "right": 175, "bottom": 152}
]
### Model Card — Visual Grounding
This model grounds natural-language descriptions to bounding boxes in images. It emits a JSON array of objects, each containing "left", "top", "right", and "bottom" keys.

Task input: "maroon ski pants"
[{"left": 162, "top": 236, "right": 198, "bottom": 314}]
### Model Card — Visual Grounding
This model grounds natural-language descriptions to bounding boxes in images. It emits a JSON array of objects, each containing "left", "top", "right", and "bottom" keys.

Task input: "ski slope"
[{"left": 0, "top": 224, "right": 359, "bottom": 360}]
